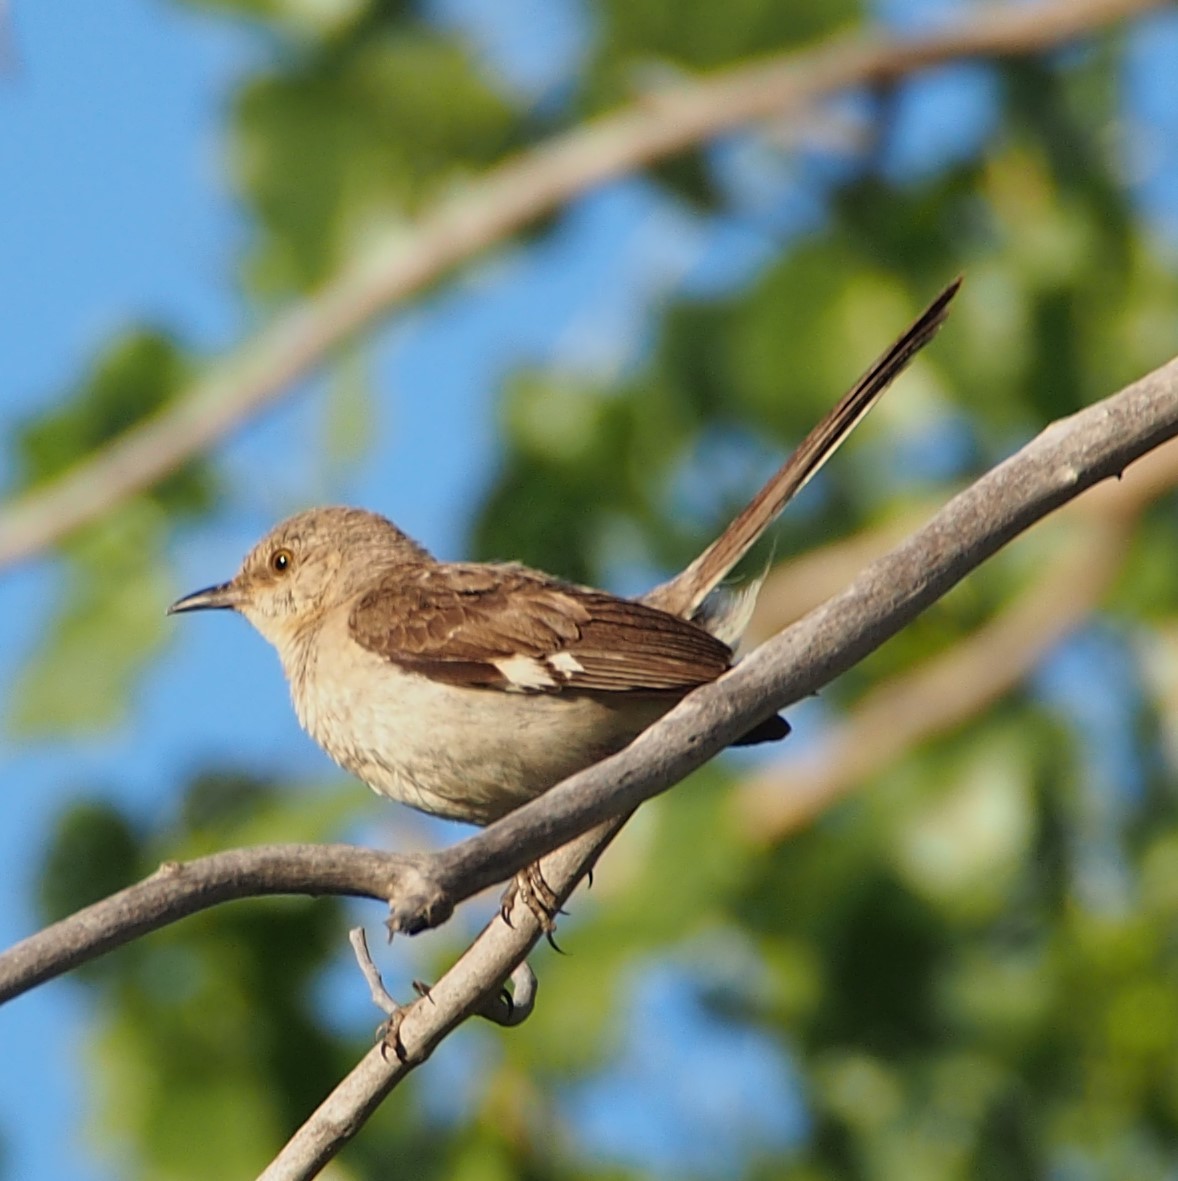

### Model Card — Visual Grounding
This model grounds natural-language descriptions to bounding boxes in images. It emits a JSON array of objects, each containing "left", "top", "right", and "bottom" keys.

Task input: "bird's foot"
[
  {"left": 376, "top": 1007, "right": 409, "bottom": 1063},
  {"left": 500, "top": 862, "right": 563, "bottom": 944},
  {"left": 375, "top": 979, "right": 434, "bottom": 1062}
]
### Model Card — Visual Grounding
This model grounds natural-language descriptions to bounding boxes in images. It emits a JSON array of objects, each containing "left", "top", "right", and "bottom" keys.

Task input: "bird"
[{"left": 169, "top": 279, "right": 960, "bottom": 838}]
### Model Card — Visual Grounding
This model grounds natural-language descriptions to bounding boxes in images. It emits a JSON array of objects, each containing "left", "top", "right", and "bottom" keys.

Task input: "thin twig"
[
  {"left": 348, "top": 928, "right": 400, "bottom": 1019},
  {"left": 474, "top": 961, "right": 538, "bottom": 1028},
  {"left": 0, "top": 0, "right": 1161, "bottom": 571}
]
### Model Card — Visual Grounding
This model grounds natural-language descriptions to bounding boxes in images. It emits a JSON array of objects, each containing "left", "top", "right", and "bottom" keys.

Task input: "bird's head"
[{"left": 168, "top": 506, "right": 430, "bottom": 648}]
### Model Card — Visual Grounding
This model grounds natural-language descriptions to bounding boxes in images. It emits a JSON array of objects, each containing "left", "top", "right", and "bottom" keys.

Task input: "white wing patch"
[
  {"left": 493, "top": 654, "right": 556, "bottom": 691},
  {"left": 493, "top": 650, "right": 585, "bottom": 693},
  {"left": 549, "top": 651, "right": 585, "bottom": 676}
]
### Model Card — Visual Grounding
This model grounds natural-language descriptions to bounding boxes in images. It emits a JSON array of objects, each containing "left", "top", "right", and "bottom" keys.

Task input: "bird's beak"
[{"left": 167, "top": 581, "right": 242, "bottom": 615}]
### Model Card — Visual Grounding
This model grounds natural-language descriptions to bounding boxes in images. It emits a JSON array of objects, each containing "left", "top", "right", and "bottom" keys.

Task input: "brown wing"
[{"left": 347, "top": 562, "right": 733, "bottom": 695}]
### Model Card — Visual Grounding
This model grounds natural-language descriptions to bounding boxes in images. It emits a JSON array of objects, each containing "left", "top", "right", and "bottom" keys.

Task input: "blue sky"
[{"left": 2, "top": 1, "right": 1177, "bottom": 1179}]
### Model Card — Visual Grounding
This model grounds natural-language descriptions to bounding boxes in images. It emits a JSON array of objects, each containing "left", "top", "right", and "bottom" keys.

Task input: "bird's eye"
[{"left": 270, "top": 547, "right": 294, "bottom": 574}]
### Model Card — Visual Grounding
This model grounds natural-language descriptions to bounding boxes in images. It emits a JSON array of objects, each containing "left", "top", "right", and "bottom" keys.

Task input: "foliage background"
[{"left": 2, "top": 0, "right": 1178, "bottom": 1178}]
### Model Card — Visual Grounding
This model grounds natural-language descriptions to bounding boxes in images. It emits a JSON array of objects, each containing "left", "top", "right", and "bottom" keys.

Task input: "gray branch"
[
  {"left": 258, "top": 355, "right": 1178, "bottom": 1181},
  {"left": 0, "top": 358, "right": 1173, "bottom": 1180},
  {"left": 0, "top": 356, "right": 1174, "bottom": 1014},
  {"left": 258, "top": 820, "right": 618, "bottom": 1181},
  {"left": 0, "top": 844, "right": 424, "bottom": 1002},
  {"left": 408, "top": 355, "right": 1178, "bottom": 922}
]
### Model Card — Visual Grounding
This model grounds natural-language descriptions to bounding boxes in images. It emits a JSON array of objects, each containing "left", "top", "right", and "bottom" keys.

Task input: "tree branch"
[
  {"left": 262, "top": 355, "right": 1178, "bottom": 1179},
  {"left": 738, "top": 521, "right": 1131, "bottom": 838},
  {"left": 735, "top": 412, "right": 1178, "bottom": 839},
  {"left": 257, "top": 821, "right": 619, "bottom": 1181},
  {"left": 398, "top": 357, "right": 1178, "bottom": 931},
  {"left": 0, "top": 0, "right": 1162, "bottom": 571},
  {"left": 0, "top": 844, "right": 427, "bottom": 1002},
  {"left": 2, "top": 355, "right": 1174, "bottom": 1012},
  {"left": 0, "top": 358, "right": 1174, "bottom": 1177},
  {"left": 746, "top": 404, "right": 1178, "bottom": 641}
]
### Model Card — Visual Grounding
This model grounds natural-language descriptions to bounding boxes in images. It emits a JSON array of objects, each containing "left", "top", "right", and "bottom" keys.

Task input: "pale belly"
[{"left": 287, "top": 623, "right": 670, "bottom": 826}]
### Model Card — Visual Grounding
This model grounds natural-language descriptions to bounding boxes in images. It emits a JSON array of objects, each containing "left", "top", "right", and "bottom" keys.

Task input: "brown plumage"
[
  {"left": 169, "top": 279, "right": 960, "bottom": 825},
  {"left": 348, "top": 563, "right": 733, "bottom": 693}
]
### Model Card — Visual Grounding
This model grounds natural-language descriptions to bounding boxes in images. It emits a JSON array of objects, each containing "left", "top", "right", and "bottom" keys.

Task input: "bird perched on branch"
[{"left": 170, "top": 279, "right": 959, "bottom": 849}]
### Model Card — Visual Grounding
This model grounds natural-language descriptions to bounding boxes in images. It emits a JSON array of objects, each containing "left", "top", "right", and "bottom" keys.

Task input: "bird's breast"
[{"left": 285, "top": 612, "right": 668, "bottom": 826}]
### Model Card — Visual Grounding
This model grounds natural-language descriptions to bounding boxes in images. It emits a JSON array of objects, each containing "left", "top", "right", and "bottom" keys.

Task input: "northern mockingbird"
[{"left": 170, "top": 280, "right": 959, "bottom": 833}]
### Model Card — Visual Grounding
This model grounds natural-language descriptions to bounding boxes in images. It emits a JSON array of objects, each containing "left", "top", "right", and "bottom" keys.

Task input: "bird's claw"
[
  {"left": 377, "top": 1008, "right": 409, "bottom": 1063},
  {"left": 499, "top": 861, "right": 564, "bottom": 941}
]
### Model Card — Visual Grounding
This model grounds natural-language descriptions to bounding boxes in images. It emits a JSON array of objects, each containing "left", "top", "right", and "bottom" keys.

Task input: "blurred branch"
[
  {"left": 737, "top": 425, "right": 1178, "bottom": 840},
  {"left": 738, "top": 524, "right": 1129, "bottom": 839},
  {"left": 0, "top": 0, "right": 1163, "bottom": 572},
  {"left": 746, "top": 512, "right": 926, "bottom": 641}
]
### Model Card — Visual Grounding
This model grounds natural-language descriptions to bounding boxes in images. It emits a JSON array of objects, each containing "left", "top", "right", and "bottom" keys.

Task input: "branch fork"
[{"left": 0, "top": 358, "right": 1174, "bottom": 1179}]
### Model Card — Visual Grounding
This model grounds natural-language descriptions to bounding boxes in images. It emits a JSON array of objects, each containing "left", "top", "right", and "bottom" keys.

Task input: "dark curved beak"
[{"left": 167, "top": 582, "right": 241, "bottom": 615}]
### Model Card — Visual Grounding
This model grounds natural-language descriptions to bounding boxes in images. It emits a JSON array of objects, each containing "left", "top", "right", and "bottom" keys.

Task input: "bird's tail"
[{"left": 645, "top": 277, "right": 962, "bottom": 621}]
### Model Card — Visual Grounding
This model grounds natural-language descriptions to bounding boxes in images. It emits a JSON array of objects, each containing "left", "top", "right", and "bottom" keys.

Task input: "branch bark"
[
  {"left": 260, "top": 355, "right": 1178, "bottom": 1179},
  {"left": 745, "top": 402, "right": 1178, "bottom": 641},
  {"left": 398, "top": 357, "right": 1178, "bottom": 929},
  {"left": 0, "top": 0, "right": 1162, "bottom": 571},
  {"left": 0, "top": 844, "right": 424, "bottom": 1003},
  {"left": 2, "top": 355, "right": 1175, "bottom": 1013},
  {"left": 258, "top": 820, "right": 620, "bottom": 1181},
  {"left": 0, "top": 357, "right": 1173, "bottom": 1176},
  {"left": 736, "top": 411, "right": 1178, "bottom": 840}
]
